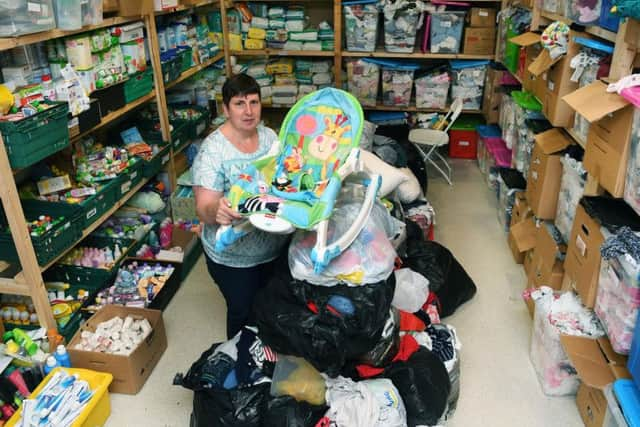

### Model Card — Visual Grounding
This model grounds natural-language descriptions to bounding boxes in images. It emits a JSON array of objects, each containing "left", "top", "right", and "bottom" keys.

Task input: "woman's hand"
[{"left": 216, "top": 197, "right": 242, "bottom": 225}]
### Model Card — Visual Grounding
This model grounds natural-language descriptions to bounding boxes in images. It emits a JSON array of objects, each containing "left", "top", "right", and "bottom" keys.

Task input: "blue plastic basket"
[{"left": 614, "top": 379, "right": 640, "bottom": 427}]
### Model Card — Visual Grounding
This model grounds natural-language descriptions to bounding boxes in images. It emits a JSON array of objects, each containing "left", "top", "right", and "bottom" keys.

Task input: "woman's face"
[{"left": 224, "top": 93, "right": 261, "bottom": 132}]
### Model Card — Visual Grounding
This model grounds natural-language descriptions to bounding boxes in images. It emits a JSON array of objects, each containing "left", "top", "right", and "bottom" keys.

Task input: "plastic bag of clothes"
[
  {"left": 289, "top": 185, "right": 398, "bottom": 286},
  {"left": 392, "top": 268, "right": 430, "bottom": 313},
  {"left": 263, "top": 396, "right": 328, "bottom": 427},
  {"left": 174, "top": 337, "right": 271, "bottom": 427},
  {"left": 254, "top": 265, "right": 395, "bottom": 376},
  {"left": 271, "top": 355, "right": 327, "bottom": 405},
  {"left": 323, "top": 376, "right": 408, "bottom": 427},
  {"left": 381, "top": 347, "right": 451, "bottom": 426},
  {"left": 403, "top": 222, "right": 477, "bottom": 317}
]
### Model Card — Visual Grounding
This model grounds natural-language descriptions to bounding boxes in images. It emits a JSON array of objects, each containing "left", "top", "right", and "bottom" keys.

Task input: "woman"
[{"left": 193, "top": 74, "right": 289, "bottom": 339}]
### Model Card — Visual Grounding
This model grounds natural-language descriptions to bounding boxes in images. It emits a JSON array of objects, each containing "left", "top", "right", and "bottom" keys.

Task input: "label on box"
[
  {"left": 37, "top": 175, "right": 71, "bottom": 196},
  {"left": 197, "top": 122, "right": 206, "bottom": 135},
  {"left": 531, "top": 171, "right": 538, "bottom": 180},
  {"left": 27, "top": 2, "right": 41, "bottom": 12},
  {"left": 68, "top": 117, "right": 79, "bottom": 129},
  {"left": 548, "top": 80, "right": 555, "bottom": 91},
  {"left": 174, "top": 139, "right": 181, "bottom": 147},
  {"left": 86, "top": 207, "right": 97, "bottom": 220},
  {"left": 162, "top": 154, "right": 170, "bottom": 165},
  {"left": 121, "top": 181, "right": 132, "bottom": 194},
  {"left": 479, "top": 10, "right": 489, "bottom": 16},
  {"left": 441, "top": 21, "right": 452, "bottom": 28},
  {"left": 131, "top": 171, "right": 138, "bottom": 180},
  {"left": 459, "top": 140, "right": 470, "bottom": 146},
  {"left": 576, "top": 234, "right": 587, "bottom": 258}
]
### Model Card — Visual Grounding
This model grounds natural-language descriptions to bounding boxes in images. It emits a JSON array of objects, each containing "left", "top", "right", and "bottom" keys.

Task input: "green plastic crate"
[
  {"left": 0, "top": 216, "right": 81, "bottom": 266},
  {"left": 123, "top": 69, "right": 154, "bottom": 103},
  {"left": 114, "top": 160, "right": 144, "bottom": 199},
  {"left": 0, "top": 102, "right": 70, "bottom": 169},
  {"left": 44, "top": 235, "right": 135, "bottom": 292},
  {"left": 141, "top": 120, "right": 188, "bottom": 149},
  {"left": 171, "top": 106, "right": 211, "bottom": 140},
  {"left": 142, "top": 144, "right": 171, "bottom": 178},
  {"left": 3, "top": 310, "right": 82, "bottom": 344},
  {"left": 21, "top": 178, "right": 122, "bottom": 231}
]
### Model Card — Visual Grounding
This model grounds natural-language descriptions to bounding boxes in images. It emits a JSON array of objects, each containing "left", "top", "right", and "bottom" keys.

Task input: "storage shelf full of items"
[
  {"left": 342, "top": 50, "right": 495, "bottom": 60},
  {"left": 0, "top": 0, "right": 226, "bottom": 333},
  {"left": 539, "top": 11, "right": 617, "bottom": 42}
]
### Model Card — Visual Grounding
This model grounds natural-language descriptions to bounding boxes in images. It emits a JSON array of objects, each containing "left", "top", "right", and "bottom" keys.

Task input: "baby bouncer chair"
[{"left": 215, "top": 87, "right": 381, "bottom": 273}]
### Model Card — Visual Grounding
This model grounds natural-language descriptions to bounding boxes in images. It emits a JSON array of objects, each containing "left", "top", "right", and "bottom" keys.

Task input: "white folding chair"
[{"left": 408, "top": 98, "right": 464, "bottom": 186}]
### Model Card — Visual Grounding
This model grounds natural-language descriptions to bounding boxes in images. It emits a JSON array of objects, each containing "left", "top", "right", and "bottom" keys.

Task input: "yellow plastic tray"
[{"left": 6, "top": 367, "right": 113, "bottom": 427}]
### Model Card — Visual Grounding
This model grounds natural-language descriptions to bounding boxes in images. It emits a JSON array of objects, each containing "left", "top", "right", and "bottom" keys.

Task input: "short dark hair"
[{"left": 222, "top": 74, "right": 261, "bottom": 106}]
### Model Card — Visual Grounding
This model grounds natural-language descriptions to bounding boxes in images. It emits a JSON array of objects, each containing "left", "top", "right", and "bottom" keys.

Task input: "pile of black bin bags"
[{"left": 175, "top": 218, "right": 477, "bottom": 427}]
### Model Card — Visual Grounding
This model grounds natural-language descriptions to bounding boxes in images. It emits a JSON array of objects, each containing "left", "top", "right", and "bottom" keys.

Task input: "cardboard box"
[
  {"left": 561, "top": 335, "right": 631, "bottom": 427},
  {"left": 528, "top": 223, "right": 566, "bottom": 290},
  {"left": 463, "top": 27, "right": 496, "bottom": 56},
  {"left": 563, "top": 203, "right": 604, "bottom": 308},
  {"left": 524, "top": 248, "right": 534, "bottom": 277},
  {"left": 68, "top": 305, "right": 168, "bottom": 394},
  {"left": 527, "top": 31, "right": 588, "bottom": 127},
  {"left": 526, "top": 129, "right": 572, "bottom": 220},
  {"left": 482, "top": 68, "right": 504, "bottom": 124},
  {"left": 508, "top": 193, "right": 534, "bottom": 264},
  {"left": 510, "top": 216, "right": 537, "bottom": 266},
  {"left": 510, "top": 32, "right": 542, "bottom": 93},
  {"left": 469, "top": 7, "right": 497, "bottom": 27},
  {"left": 562, "top": 81, "right": 636, "bottom": 197}
]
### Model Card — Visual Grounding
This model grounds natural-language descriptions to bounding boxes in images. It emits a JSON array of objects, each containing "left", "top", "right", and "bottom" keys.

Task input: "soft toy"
[{"left": 611, "top": 0, "right": 640, "bottom": 20}]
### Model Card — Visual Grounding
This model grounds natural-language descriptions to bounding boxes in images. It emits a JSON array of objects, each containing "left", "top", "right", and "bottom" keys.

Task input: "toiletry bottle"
[
  {"left": 54, "top": 345, "right": 71, "bottom": 368},
  {"left": 43, "top": 356, "right": 58, "bottom": 375}
]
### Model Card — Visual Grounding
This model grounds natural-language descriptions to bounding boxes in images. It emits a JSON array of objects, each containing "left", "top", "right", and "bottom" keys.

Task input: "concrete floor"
[{"left": 105, "top": 159, "right": 583, "bottom": 426}]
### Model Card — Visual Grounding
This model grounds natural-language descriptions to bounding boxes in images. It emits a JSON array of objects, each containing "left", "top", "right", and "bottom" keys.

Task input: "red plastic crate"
[{"left": 448, "top": 129, "right": 478, "bottom": 159}]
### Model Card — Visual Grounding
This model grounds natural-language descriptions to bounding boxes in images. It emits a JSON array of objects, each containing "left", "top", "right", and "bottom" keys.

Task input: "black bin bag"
[
  {"left": 174, "top": 342, "right": 269, "bottom": 427},
  {"left": 403, "top": 220, "right": 477, "bottom": 318},
  {"left": 383, "top": 347, "right": 451, "bottom": 427},
  {"left": 263, "top": 395, "right": 328, "bottom": 427},
  {"left": 254, "top": 268, "right": 396, "bottom": 377}
]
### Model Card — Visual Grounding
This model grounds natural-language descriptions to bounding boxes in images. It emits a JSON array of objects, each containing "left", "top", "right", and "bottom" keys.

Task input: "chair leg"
[
  {"left": 434, "top": 150, "right": 453, "bottom": 186},
  {"left": 414, "top": 143, "right": 453, "bottom": 186}
]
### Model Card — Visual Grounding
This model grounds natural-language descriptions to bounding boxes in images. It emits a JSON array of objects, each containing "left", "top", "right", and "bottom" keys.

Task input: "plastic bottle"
[
  {"left": 43, "top": 356, "right": 58, "bottom": 375},
  {"left": 41, "top": 75, "right": 56, "bottom": 101},
  {"left": 54, "top": 345, "right": 71, "bottom": 368}
]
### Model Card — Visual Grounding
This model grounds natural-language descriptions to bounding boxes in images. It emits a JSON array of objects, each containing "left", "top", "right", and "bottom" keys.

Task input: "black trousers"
[{"left": 205, "top": 255, "right": 275, "bottom": 339}]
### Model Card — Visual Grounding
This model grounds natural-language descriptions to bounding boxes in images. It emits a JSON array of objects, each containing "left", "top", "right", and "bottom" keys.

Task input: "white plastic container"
[
  {"left": 154, "top": 0, "right": 177, "bottom": 11},
  {"left": 343, "top": 1, "right": 379, "bottom": 52},
  {"left": 0, "top": 0, "right": 56, "bottom": 37},
  {"left": 414, "top": 70, "right": 450, "bottom": 109},
  {"left": 54, "top": 0, "right": 82, "bottom": 30},
  {"left": 346, "top": 59, "right": 379, "bottom": 107},
  {"left": 430, "top": 11, "right": 466, "bottom": 54},
  {"left": 81, "top": 0, "right": 103, "bottom": 26},
  {"left": 381, "top": 64, "right": 416, "bottom": 107}
]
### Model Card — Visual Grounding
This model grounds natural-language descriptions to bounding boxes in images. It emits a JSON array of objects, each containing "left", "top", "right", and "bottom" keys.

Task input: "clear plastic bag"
[
  {"left": 289, "top": 184, "right": 398, "bottom": 286},
  {"left": 392, "top": 268, "right": 430, "bottom": 312},
  {"left": 270, "top": 355, "right": 326, "bottom": 406}
]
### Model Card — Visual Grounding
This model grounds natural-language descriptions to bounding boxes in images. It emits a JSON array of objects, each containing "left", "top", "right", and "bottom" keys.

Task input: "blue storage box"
[
  {"left": 614, "top": 379, "right": 640, "bottom": 427},
  {"left": 599, "top": 0, "right": 621, "bottom": 32}
]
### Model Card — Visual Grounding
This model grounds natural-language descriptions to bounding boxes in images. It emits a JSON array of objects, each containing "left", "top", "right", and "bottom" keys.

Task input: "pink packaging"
[{"left": 484, "top": 137, "right": 512, "bottom": 168}]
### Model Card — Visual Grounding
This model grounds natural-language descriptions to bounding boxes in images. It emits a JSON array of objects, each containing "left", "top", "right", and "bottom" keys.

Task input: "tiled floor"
[{"left": 105, "top": 159, "right": 583, "bottom": 426}]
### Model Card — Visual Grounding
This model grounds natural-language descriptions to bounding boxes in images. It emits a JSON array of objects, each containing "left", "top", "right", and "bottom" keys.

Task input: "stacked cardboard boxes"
[{"left": 463, "top": 8, "right": 497, "bottom": 56}]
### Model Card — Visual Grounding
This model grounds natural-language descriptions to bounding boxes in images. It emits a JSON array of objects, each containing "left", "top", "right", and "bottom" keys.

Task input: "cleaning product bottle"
[
  {"left": 54, "top": 345, "right": 71, "bottom": 368},
  {"left": 43, "top": 356, "right": 58, "bottom": 375}
]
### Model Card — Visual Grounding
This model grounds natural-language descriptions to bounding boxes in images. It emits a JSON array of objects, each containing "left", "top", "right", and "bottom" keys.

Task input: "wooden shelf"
[
  {"left": 230, "top": 49, "right": 334, "bottom": 57},
  {"left": 166, "top": 51, "right": 225, "bottom": 90},
  {"left": 0, "top": 16, "right": 143, "bottom": 50},
  {"left": 565, "top": 126, "right": 587, "bottom": 149},
  {"left": 36, "top": 177, "right": 151, "bottom": 273},
  {"left": 539, "top": 12, "right": 617, "bottom": 43},
  {"left": 342, "top": 50, "right": 495, "bottom": 60},
  {"left": 154, "top": 0, "right": 218, "bottom": 15},
  {"left": 71, "top": 92, "right": 156, "bottom": 142},
  {"left": 366, "top": 104, "right": 482, "bottom": 113}
]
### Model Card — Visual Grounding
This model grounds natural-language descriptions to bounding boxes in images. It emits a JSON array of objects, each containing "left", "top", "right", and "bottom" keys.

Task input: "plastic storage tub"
[
  {"left": 565, "top": 0, "right": 602, "bottom": 25},
  {"left": 54, "top": 0, "right": 82, "bottom": 30},
  {"left": 603, "top": 383, "right": 630, "bottom": 427},
  {"left": 430, "top": 11, "right": 466, "bottom": 54},
  {"left": 614, "top": 379, "right": 640, "bottom": 427},
  {"left": 343, "top": 0, "right": 379, "bottom": 52},
  {"left": 0, "top": 0, "right": 56, "bottom": 37},
  {"left": 6, "top": 368, "right": 113, "bottom": 427},
  {"left": 497, "top": 167, "right": 526, "bottom": 232},
  {"left": 596, "top": 253, "right": 640, "bottom": 355},
  {"left": 346, "top": 58, "right": 380, "bottom": 107},
  {"left": 623, "top": 109, "right": 640, "bottom": 217},
  {"left": 448, "top": 115, "right": 485, "bottom": 159},
  {"left": 450, "top": 60, "right": 489, "bottom": 110},
  {"left": 414, "top": 68, "right": 450, "bottom": 109},
  {"left": 630, "top": 317, "right": 640, "bottom": 389},
  {"left": 378, "top": 60, "right": 419, "bottom": 107},
  {"left": 384, "top": 4, "right": 423, "bottom": 52}
]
